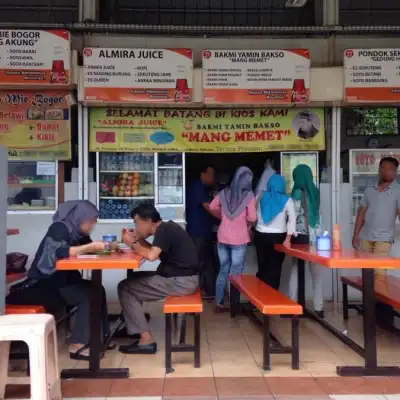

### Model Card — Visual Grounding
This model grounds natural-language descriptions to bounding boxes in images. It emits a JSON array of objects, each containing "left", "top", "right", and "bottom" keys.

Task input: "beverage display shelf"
[{"left": 100, "top": 170, "right": 153, "bottom": 174}]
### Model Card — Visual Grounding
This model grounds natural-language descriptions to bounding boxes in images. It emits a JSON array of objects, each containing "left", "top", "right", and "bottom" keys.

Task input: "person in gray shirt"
[{"left": 353, "top": 156, "right": 400, "bottom": 274}]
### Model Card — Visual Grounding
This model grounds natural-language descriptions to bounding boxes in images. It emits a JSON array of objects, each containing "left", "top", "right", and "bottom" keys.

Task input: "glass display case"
[
  {"left": 7, "top": 161, "right": 58, "bottom": 212},
  {"left": 349, "top": 149, "right": 400, "bottom": 219},
  {"left": 280, "top": 151, "right": 319, "bottom": 194},
  {"left": 97, "top": 152, "right": 186, "bottom": 221}
]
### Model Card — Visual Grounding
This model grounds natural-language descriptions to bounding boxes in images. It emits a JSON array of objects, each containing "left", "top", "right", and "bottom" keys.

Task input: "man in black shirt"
[{"left": 118, "top": 204, "right": 199, "bottom": 354}]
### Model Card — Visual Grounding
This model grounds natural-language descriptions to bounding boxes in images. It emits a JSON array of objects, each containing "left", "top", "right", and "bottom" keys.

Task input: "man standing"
[
  {"left": 118, "top": 204, "right": 199, "bottom": 354},
  {"left": 353, "top": 156, "right": 400, "bottom": 262},
  {"left": 186, "top": 164, "right": 218, "bottom": 298}
]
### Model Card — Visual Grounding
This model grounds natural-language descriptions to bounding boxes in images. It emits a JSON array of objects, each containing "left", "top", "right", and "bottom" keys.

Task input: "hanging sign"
[
  {"left": 90, "top": 107, "right": 325, "bottom": 153},
  {"left": 351, "top": 150, "right": 400, "bottom": 174},
  {"left": 0, "top": 30, "right": 71, "bottom": 86},
  {"left": 344, "top": 48, "right": 400, "bottom": 103},
  {"left": 0, "top": 91, "right": 71, "bottom": 160},
  {"left": 202, "top": 49, "right": 310, "bottom": 104},
  {"left": 83, "top": 48, "right": 193, "bottom": 103}
]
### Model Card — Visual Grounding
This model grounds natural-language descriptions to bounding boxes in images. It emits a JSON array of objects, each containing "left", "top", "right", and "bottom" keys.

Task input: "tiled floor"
[{"left": 6, "top": 302, "right": 400, "bottom": 399}]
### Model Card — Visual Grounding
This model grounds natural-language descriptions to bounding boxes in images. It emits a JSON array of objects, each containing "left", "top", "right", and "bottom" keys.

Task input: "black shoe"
[
  {"left": 315, "top": 310, "right": 325, "bottom": 319},
  {"left": 119, "top": 342, "right": 157, "bottom": 354}
]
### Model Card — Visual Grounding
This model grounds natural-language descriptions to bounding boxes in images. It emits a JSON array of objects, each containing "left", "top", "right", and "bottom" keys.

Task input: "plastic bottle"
[{"left": 333, "top": 224, "right": 342, "bottom": 251}]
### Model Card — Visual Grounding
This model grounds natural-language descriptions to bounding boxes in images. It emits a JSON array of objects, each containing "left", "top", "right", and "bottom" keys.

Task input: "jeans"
[{"left": 216, "top": 243, "right": 247, "bottom": 305}]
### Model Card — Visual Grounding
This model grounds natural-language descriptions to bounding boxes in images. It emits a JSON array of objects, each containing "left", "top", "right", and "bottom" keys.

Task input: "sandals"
[
  {"left": 69, "top": 345, "right": 91, "bottom": 361},
  {"left": 69, "top": 343, "right": 115, "bottom": 360}
]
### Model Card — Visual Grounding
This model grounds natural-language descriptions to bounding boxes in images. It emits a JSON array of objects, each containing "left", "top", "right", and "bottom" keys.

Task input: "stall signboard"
[
  {"left": 344, "top": 48, "right": 400, "bottom": 103},
  {"left": 0, "top": 91, "right": 71, "bottom": 160},
  {"left": 0, "top": 30, "right": 71, "bottom": 86},
  {"left": 202, "top": 49, "right": 310, "bottom": 104},
  {"left": 83, "top": 48, "right": 193, "bottom": 103},
  {"left": 90, "top": 108, "right": 325, "bottom": 153},
  {"left": 351, "top": 150, "right": 400, "bottom": 174}
]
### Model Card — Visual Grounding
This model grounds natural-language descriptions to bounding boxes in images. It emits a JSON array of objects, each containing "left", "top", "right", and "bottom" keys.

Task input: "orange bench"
[
  {"left": 5, "top": 305, "right": 45, "bottom": 315},
  {"left": 163, "top": 290, "right": 203, "bottom": 374},
  {"left": 229, "top": 275, "right": 303, "bottom": 371},
  {"left": 341, "top": 275, "right": 400, "bottom": 320}
]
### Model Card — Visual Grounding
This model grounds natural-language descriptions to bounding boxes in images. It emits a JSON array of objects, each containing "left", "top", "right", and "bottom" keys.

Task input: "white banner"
[
  {"left": 0, "top": 30, "right": 71, "bottom": 85},
  {"left": 202, "top": 49, "right": 310, "bottom": 104},
  {"left": 344, "top": 48, "right": 400, "bottom": 102},
  {"left": 83, "top": 48, "right": 193, "bottom": 103}
]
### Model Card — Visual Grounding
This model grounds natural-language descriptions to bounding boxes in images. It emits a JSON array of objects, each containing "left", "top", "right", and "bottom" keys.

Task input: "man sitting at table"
[{"left": 118, "top": 203, "right": 199, "bottom": 354}]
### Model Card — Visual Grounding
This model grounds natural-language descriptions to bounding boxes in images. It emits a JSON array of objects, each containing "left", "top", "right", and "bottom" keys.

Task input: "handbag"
[{"left": 6, "top": 252, "right": 28, "bottom": 275}]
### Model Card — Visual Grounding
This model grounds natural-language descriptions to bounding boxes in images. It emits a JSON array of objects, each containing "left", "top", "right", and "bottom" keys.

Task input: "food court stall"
[{"left": 0, "top": 29, "right": 76, "bottom": 258}]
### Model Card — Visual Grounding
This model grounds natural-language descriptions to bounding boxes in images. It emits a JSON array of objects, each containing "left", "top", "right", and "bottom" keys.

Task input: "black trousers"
[
  {"left": 255, "top": 231, "right": 287, "bottom": 290},
  {"left": 191, "top": 236, "right": 217, "bottom": 296}
]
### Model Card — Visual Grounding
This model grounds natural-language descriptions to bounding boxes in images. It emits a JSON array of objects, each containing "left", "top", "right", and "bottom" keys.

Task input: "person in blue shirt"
[{"left": 186, "top": 164, "right": 218, "bottom": 298}]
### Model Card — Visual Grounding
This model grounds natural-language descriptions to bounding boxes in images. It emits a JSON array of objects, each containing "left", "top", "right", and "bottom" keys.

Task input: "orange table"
[
  {"left": 6, "top": 272, "right": 27, "bottom": 285},
  {"left": 57, "top": 251, "right": 143, "bottom": 380},
  {"left": 7, "top": 229, "right": 19, "bottom": 236},
  {"left": 275, "top": 244, "right": 400, "bottom": 377}
]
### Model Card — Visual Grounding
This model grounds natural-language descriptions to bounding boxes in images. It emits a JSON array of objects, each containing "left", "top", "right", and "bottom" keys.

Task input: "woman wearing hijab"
[
  {"left": 210, "top": 167, "right": 257, "bottom": 312},
  {"left": 255, "top": 174, "right": 296, "bottom": 290},
  {"left": 26, "top": 200, "right": 111, "bottom": 359},
  {"left": 255, "top": 159, "right": 275, "bottom": 197},
  {"left": 288, "top": 164, "right": 325, "bottom": 317}
]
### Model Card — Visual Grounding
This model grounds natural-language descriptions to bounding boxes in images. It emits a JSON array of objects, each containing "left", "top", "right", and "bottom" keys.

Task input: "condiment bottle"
[{"left": 332, "top": 224, "right": 342, "bottom": 251}]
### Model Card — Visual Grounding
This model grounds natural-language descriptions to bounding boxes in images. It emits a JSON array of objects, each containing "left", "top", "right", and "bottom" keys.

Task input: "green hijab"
[{"left": 291, "top": 164, "right": 320, "bottom": 228}]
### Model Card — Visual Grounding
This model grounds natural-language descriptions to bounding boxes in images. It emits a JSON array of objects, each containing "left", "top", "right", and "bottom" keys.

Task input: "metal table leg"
[
  {"left": 61, "top": 270, "right": 129, "bottom": 379},
  {"left": 337, "top": 268, "right": 400, "bottom": 376}
]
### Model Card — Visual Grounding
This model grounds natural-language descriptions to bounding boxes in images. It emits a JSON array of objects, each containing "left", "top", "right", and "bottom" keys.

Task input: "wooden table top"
[
  {"left": 275, "top": 244, "right": 400, "bottom": 269},
  {"left": 56, "top": 251, "right": 144, "bottom": 271},
  {"left": 7, "top": 229, "right": 19, "bottom": 236}
]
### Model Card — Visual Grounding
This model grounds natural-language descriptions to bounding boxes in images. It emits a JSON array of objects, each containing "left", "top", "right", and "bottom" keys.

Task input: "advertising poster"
[
  {"left": 344, "top": 48, "right": 400, "bottom": 102},
  {"left": 83, "top": 48, "right": 193, "bottom": 103},
  {"left": 351, "top": 150, "right": 400, "bottom": 174},
  {"left": 202, "top": 49, "right": 310, "bottom": 104},
  {"left": 0, "top": 91, "right": 71, "bottom": 160},
  {"left": 0, "top": 30, "right": 71, "bottom": 85},
  {"left": 90, "top": 108, "right": 325, "bottom": 153},
  {"left": 281, "top": 152, "right": 319, "bottom": 193}
]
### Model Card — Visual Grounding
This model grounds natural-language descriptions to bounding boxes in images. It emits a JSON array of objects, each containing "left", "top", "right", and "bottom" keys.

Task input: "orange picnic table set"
[
  {"left": 275, "top": 244, "right": 400, "bottom": 377},
  {"left": 57, "top": 247, "right": 144, "bottom": 379}
]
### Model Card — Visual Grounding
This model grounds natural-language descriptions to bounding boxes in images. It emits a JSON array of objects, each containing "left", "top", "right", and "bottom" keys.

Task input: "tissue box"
[{"left": 317, "top": 236, "right": 331, "bottom": 251}]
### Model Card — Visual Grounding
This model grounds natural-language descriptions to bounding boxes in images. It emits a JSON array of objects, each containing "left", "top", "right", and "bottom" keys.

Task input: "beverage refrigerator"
[
  {"left": 96, "top": 152, "right": 186, "bottom": 223},
  {"left": 349, "top": 149, "right": 400, "bottom": 221}
]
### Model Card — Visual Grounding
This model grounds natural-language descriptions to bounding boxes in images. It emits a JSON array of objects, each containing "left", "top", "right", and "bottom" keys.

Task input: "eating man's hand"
[{"left": 122, "top": 229, "right": 137, "bottom": 246}]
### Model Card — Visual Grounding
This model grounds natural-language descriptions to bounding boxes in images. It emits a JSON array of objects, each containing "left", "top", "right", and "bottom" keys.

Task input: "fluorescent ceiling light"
[{"left": 285, "top": 0, "right": 308, "bottom": 7}]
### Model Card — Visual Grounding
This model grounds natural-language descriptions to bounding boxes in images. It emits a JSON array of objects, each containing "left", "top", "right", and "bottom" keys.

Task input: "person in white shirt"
[{"left": 255, "top": 174, "right": 295, "bottom": 290}]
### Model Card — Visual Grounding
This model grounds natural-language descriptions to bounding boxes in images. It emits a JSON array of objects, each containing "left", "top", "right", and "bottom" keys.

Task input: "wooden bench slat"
[
  {"left": 341, "top": 275, "right": 400, "bottom": 310},
  {"left": 164, "top": 290, "right": 203, "bottom": 314},
  {"left": 229, "top": 275, "right": 303, "bottom": 315}
]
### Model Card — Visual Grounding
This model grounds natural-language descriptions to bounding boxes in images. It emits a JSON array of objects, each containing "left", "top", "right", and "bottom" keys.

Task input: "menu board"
[
  {"left": 0, "top": 91, "right": 71, "bottom": 160},
  {"left": 83, "top": 48, "right": 193, "bottom": 103},
  {"left": 0, "top": 30, "right": 71, "bottom": 86},
  {"left": 202, "top": 49, "right": 310, "bottom": 104},
  {"left": 344, "top": 48, "right": 400, "bottom": 103},
  {"left": 281, "top": 152, "right": 319, "bottom": 194},
  {"left": 351, "top": 150, "right": 400, "bottom": 174}
]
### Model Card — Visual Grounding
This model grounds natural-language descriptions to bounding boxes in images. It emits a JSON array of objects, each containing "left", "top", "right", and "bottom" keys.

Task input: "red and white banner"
[
  {"left": 0, "top": 30, "right": 70, "bottom": 86},
  {"left": 83, "top": 48, "right": 193, "bottom": 103},
  {"left": 344, "top": 48, "right": 400, "bottom": 103},
  {"left": 202, "top": 49, "right": 310, "bottom": 104}
]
